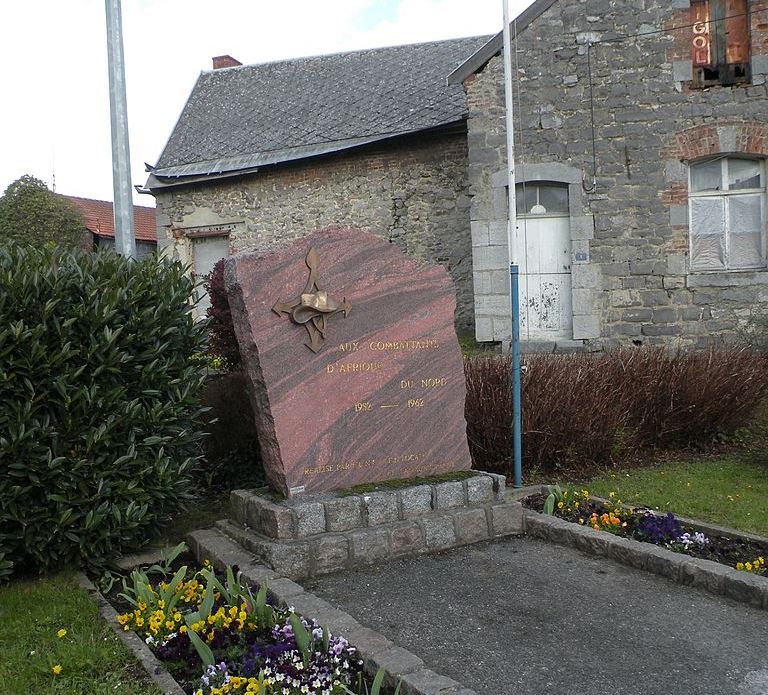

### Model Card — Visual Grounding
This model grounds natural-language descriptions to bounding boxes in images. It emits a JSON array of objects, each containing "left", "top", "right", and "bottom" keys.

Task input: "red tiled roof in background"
[{"left": 62, "top": 195, "right": 157, "bottom": 244}]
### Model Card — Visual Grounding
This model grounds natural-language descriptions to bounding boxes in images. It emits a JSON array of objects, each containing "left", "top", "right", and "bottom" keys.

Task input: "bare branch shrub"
[{"left": 464, "top": 347, "right": 768, "bottom": 476}]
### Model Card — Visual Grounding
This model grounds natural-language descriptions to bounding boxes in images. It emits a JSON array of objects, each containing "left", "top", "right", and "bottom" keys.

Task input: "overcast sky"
[{"left": 0, "top": 0, "right": 532, "bottom": 207}]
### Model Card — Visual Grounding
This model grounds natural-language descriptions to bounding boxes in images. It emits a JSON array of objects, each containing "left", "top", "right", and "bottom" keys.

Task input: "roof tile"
[{"left": 63, "top": 196, "right": 157, "bottom": 243}]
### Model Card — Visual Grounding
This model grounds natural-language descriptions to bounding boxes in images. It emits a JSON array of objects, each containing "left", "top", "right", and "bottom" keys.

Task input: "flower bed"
[
  {"left": 524, "top": 487, "right": 767, "bottom": 576},
  {"left": 109, "top": 549, "right": 383, "bottom": 695}
]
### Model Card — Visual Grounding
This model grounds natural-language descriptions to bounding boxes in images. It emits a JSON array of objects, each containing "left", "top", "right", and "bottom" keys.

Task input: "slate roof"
[
  {"left": 63, "top": 196, "right": 157, "bottom": 243},
  {"left": 150, "top": 36, "right": 490, "bottom": 185}
]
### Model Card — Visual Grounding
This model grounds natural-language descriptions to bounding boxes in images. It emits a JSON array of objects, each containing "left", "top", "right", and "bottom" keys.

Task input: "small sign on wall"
[{"left": 574, "top": 251, "right": 589, "bottom": 263}]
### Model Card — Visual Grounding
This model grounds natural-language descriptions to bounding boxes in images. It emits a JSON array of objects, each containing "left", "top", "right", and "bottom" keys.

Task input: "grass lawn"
[
  {"left": 0, "top": 573, "right": 160, "bottom": 695},
  {"left": 585, "top": 457, "right": 768, "bottom": 537}
]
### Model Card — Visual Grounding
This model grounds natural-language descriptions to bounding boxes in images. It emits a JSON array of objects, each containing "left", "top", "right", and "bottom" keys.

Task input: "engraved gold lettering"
[
  {"left": 421, "top": 377, "right": 447, "bottom": 388},
  {"left": 368, "top": 339, "right": 440, "bottom": 351},
  {"left": 303, "top": 464, "right": 334, "bottom": 476},
  {"left": 400, "top": 379, "right": 414, "bottom": 389},
  {"left": 316, "top": 452, "right": 434, "bottom": 473},
  {"left": 338, "top": 362, "right": 382, "bottom": 373},
  {"left": 338, "top": 341, "right": 359, "bottom": 352},
  {"left": 407, "top": 398, "right": 425, "bottom": 408},
  {"left": 326, "top": 364, "right": 335, "bottom": 373}
]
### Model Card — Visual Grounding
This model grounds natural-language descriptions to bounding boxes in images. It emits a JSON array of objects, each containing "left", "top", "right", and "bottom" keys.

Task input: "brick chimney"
[{"left": 212, "top": 55, "right": 242, "bottom": 69}]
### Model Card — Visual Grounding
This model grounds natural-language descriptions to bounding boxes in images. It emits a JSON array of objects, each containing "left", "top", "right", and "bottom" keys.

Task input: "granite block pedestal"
[{"left": 212, "top": 472, "right": 523, "bottom": 580}]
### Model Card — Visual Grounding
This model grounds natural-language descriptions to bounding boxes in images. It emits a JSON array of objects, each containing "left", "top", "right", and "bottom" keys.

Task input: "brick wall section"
[
  {"left": 666, "top": 121, "right": 768, "bottom": 160},
  {"left": 466, "top": 0, "right": 768, "bottom": 348},
  {"left": 155, "top": 131, "right": 475, "bottom": 333}
]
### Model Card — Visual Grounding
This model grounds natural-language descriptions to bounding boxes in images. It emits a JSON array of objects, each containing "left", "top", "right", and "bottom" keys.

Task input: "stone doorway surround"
[{"left": 471, "top": 162, "right": 598, "bottom": 345}]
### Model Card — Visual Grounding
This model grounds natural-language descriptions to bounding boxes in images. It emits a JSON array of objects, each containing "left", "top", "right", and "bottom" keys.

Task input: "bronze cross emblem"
[{"left": 272, "top": 247, "right": 351, "bottom": 353}]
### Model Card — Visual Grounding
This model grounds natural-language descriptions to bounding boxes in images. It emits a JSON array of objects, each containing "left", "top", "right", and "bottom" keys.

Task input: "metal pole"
[
  {"left": 105, "top": 0, "right": 136, "bottom": 258},
  {"left": 503, "top": 0, "right": 523, "bottom": 488},
  {"left": 510, "top": 265, "right": 522, "bottom": 488}
]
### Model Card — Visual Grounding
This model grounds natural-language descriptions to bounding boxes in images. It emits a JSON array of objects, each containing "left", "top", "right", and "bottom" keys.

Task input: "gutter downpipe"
[{"left": 502, "top": 0, "right": 522, "bottom": 488}]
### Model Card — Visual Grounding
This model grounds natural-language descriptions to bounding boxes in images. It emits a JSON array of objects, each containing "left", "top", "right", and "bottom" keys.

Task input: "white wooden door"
[
  {"left": 192, "top": 235, "right": 229, "bottom": 318},
  {"left": 517, "top": 215, "right": 572, "bottom": 340}
]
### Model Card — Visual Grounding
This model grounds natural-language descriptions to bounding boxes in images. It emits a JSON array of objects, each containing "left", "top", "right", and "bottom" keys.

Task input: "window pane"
[
  {"left": 690, "top": 197, "right": 726, "bottom": 270},
  {"left": 538, "top": 184, "right": 569, "bottom": 214},
  {"left": 728, "top": 159, "right": 762, "bottom": 190},
  {"left": 515, "top": 184, "right": 538, "bottom": 216},
  {"left": 516, "top": 183, "right": 568, "bottom": 215},
  {"left": 729, "top": 194, "right": 764, "bottom": 268},
  {"left": 690, "top": 160, "right": 723, "bottom": 192}
]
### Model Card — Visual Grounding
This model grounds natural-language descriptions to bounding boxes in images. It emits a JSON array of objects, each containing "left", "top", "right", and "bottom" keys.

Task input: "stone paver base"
[
  {"left": 185, "top": 473, "right": 522, "bottom": 694},
  {"left": 218, "top": 472, "right": 523, "bottom": 580},
  {"left": 185, "top": 482, "right": 768, "bottom": 694}
]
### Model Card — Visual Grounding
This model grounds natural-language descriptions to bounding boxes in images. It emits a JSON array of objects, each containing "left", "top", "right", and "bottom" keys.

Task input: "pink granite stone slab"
[{"left": 224, "top": 227, "right": 473, "bottom": 497}]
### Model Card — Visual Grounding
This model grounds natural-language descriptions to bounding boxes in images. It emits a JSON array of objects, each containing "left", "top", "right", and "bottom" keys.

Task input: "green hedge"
[{"left": 0, "top": 244, "right": 209, "bottom": 578}]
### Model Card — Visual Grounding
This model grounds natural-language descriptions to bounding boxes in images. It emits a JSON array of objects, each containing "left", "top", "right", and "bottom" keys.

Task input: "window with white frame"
[{"left": 689, "top": 157, "right": 766, "bottom": 271}]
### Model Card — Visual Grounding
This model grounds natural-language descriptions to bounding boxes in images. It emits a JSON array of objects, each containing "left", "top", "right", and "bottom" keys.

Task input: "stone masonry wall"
[
  {"left": 467, "top": 0, "right": 768, "bottom": 347},
  {"left": 154, "top": 131, "right": 475, "bottom": 334}
]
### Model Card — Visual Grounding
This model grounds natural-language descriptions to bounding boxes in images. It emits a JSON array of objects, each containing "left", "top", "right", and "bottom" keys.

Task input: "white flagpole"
[
  {"left": 502, "top": 0, "right": 522, "bottom": 488},
  {"left": 503, "top": 0, "right": 517, "bottom": 267}
]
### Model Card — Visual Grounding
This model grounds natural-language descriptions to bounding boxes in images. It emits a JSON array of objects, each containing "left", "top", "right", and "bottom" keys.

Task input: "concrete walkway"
[{"left": 305, "top": 536, "right": 768, "bottom": 695}]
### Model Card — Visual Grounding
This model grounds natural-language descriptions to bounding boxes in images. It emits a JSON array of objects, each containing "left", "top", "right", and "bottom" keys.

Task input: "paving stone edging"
[
  {"left": 523, "top": 509, "right": 768, "bottom": 611},
  {"left": 187, "top": 528, "right": 478, "bottom": 695},
  {"left": 77, "top": 573, "right": 186, "bottom": 695}
]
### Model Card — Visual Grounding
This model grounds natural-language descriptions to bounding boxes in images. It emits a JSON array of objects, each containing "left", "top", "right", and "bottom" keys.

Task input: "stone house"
[
  {"left": 148, "top": 0, "right": 768, "bottom": 349},
  {"left": 454, "top": 0, "right": 768, "bottom": 348},
  {"left": 146, "top": 41, "right": 488, "bottom": 330}
]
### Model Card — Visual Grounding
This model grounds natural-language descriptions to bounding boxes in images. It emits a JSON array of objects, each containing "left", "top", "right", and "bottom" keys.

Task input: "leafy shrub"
[
  {"left": 0, "top": 243, "right": 209, "bottom": 579},
  {"left": 465, "top": 347, "right": 768, "bottom": 475},
  {"left": 199, "top": 371, "right": 264, "bottom": 491},
  {"left": 205, "top": 259, "right": 241, "bottom": 370}
]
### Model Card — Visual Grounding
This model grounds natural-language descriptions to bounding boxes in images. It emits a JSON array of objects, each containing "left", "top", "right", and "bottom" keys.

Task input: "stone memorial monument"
[
  {"left": 217, "top": 227, "right": 522, "bottom": 579},
  {"left": 225, "top": 226, "right": 473, "bottom": 497}
]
